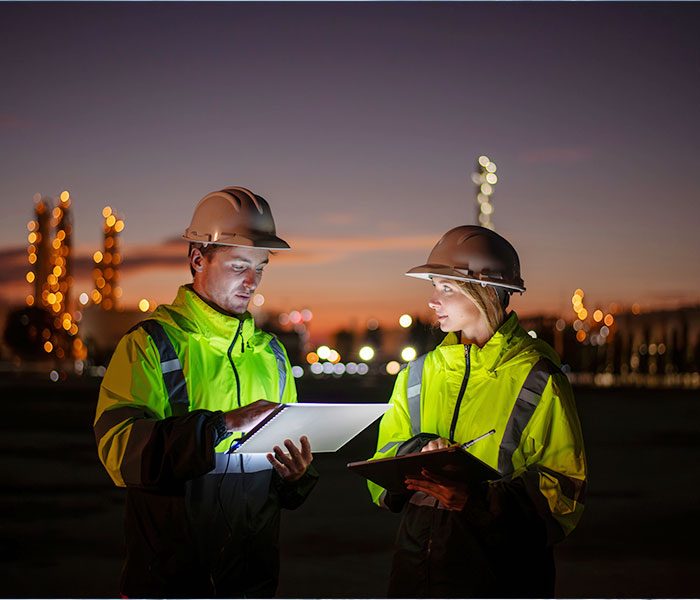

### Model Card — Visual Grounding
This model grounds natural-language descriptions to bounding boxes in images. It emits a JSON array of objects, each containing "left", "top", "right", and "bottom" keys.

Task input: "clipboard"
[
  {"left": 229, "top": 402, "right": 390, "bottom": 454},
  {"left": 347, "top": 445, "right": 500, "bottom": 493}
]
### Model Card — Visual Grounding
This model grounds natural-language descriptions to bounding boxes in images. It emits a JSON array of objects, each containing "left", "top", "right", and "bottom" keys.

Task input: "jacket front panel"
[{"left": 369, "top": 313, "right": 586, "bottom": 570}]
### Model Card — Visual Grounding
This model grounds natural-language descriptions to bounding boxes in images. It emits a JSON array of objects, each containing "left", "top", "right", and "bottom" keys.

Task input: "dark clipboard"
[{"left": 347, "top": 446, "right": 500, "bottom": 494}]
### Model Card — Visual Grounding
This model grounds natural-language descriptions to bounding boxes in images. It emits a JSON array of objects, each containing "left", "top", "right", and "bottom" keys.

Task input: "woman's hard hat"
[
  {"left": 406, "top": 225, "right": 525, "bottom": 292},
  {"left": 183, "top": 187, "right": 290, "bottom": 249}
]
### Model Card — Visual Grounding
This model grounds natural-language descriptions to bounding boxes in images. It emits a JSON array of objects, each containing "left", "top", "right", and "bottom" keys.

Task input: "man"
[{"left": 94, "top": 186, "right": 317, "bottom": 598}]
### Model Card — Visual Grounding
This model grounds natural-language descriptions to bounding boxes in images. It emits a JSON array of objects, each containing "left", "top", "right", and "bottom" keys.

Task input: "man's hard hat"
[
  {"left": 406, "top": 225, "right": 525, "bottom": 292},
  {"left": 183, "top": 186, "right": 290, "bottom": 249}
]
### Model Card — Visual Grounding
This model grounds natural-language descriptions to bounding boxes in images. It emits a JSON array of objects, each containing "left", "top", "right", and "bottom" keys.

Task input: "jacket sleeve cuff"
[
  {"left": 209, "top": 411, "right": 233, "bottom": 447},
  {"left": 274, "top": 463, "right": 320, "bottom": 510}
]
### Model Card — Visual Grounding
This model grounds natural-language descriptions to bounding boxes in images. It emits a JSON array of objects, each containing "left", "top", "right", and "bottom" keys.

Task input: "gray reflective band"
[
  {"left": 94, "top": 405, "right": 158, "bottom": 444},
  {"left": 132, "top": 319, "right": 190, "bottom": 416},
  {"left": 160, "top": 358, "right": 181, "bottom": 374},
  {"left": 406, "top": 354, "right": 427, "bottom": 436},
  {"left": 210, "top": 452, "right": 273, "bottom": 474},
  {"left": 268, "top": 336, "right": 287, "bottom": 401},
  {"left": 379, "top": 441, "right": 401, "bottom": 453},
  {"left": 497, "top": 357, "right": 559, "bottom": 475}
]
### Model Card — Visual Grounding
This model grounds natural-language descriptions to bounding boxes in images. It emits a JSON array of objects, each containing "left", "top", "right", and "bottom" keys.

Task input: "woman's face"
[{"left": 428, "top": 277, "right": 484, "bottom": 336}]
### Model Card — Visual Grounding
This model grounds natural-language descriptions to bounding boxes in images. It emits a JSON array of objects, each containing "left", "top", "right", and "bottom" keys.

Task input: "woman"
[{"left": 369, "top": 225, "right": 586, "bottom": 598}]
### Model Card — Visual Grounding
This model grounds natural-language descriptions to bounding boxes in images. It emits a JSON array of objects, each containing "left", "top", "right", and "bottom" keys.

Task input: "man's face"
[{"left": 192, "top": 245, "right": 270, "bottom": 315}]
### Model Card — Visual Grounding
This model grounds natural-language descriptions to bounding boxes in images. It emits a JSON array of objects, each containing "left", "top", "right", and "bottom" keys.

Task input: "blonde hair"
[{"left": 454, "top": 281, "right": 505, "bottom": 337}]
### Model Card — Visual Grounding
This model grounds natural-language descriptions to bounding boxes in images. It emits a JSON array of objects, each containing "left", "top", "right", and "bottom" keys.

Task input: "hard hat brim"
[
  {"left": 182, "top": 232, "right": 291, "bottom": 250},
  {"left": 405, "top": 264, "right": 526, "bottom": 293}
]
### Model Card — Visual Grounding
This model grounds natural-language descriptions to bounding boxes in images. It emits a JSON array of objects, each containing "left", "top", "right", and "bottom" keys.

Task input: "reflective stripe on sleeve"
[
  {"left": 94, "top": 405, "right": 158, "bottom": 445},
  {"left": 210, "top": 452, "right": 273, "bottom": 474},
  {"left": 379, "top": 440, "right": 401, "bottom": 453},
  {"left": 406, "top": 354, "right": 426, "bottom": 436},
  {"left": 497, "top": 357, "right": 558, "bottom": 475}
]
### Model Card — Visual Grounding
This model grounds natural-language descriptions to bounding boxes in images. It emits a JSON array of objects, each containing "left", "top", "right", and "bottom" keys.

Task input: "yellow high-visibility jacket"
[
  {"left": 93, "top": 285, "right": 316, "bottom": 598},
  {"left": 369, "top": 312, "right": 586, "bottom": 544}
]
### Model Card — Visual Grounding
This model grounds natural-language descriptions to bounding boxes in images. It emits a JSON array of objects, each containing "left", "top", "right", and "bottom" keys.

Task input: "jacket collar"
[
  {"left": 437, "top": 312, "right": 521, "bottom": 373},
  {"left": 173, "top": 285, "right": 259, "bottom": 346}
]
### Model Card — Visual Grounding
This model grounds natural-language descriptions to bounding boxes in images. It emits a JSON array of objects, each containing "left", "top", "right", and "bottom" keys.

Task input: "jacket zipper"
[
  {"left": 448, "top": 344, "right": 471, "bottom": 443},
  {"left": 227, "top": 320, "right": 244, "bottom": 477},
  {"left": 227, "top": 320, "right": 244, "bottom": 408}
]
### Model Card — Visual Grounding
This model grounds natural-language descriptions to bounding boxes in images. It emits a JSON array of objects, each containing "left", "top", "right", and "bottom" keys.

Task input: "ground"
[{"left": 0, "top": 373, "right": 698, "bottom": 598}]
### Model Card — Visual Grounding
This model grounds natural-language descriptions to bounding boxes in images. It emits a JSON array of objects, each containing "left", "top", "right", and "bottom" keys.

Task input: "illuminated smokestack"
[
  {"left": 471, "top": 156, "right": 498, "bottom": 231},
  {"left": 92, "top": 206, "right": 124, "bottom": 311}
]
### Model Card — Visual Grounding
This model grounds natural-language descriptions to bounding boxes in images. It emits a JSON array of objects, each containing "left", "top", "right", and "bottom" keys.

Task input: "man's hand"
[
  {"left": 223, "top": 399, "right": 278, "bottom": 432},
  {"left": 405, "top": 468, "right": 469, "bottom": 511},
  {"left": 267, "top": 436, "right": 313, "bottom": 482}
]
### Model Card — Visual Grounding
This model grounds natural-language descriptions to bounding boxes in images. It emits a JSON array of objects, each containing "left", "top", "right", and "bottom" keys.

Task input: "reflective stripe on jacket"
[{"left": 369, "top": 312, "right": 586, "bottom": 543}]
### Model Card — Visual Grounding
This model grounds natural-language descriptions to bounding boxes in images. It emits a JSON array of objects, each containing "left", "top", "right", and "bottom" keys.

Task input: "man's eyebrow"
[{"left": 228, "top": 257, "right": 270, "bottom": 267}]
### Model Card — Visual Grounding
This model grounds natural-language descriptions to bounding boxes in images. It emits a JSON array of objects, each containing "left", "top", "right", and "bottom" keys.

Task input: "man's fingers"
[
  {"left": 266, "top": 452, "right": 289, "bottom": 477},
  {"left": 299, "top": 435, "right": 312, "bottom": 462},
  {"left": 283, "top": 439, "right": 303, "bottom": 464},
  {"left": 272, "top": 445, "right": 294, "bottom": 469}
]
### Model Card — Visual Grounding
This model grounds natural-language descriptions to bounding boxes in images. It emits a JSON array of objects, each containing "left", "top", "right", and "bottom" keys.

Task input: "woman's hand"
[
  {"left": 405, "top": 468, "right": 469, "bottom": 511},
  {"left": 420, "top": 437, "right": 452, "bottom": 452}
]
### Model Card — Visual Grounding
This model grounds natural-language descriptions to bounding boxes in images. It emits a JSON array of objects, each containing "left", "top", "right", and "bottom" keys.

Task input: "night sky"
[{"left": 1, "top": 2, "right": 699, "bottom": 337}]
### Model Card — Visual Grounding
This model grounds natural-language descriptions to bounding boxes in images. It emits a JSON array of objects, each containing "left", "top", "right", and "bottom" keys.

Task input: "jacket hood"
[{"left": 438, "top": 312, "right": 560, "bottom": 374}]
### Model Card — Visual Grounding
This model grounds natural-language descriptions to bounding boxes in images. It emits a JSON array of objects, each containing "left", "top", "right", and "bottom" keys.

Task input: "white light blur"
[
  {"left": 328, "top": 349, "right": 341, "bottom": 363},
  {"left": 310, "top": 362, "right": 323, "bottom": 375},
  {"left": 252, "top": 294, "right": 265, "bottom": 307},
  {"left": 322, "top": 362, "right": 334, "bottom": 375},
  {"left": 357, "top": 363, "right": 369, "bottom": 375},
  {"left": 292, "top": 366, "right": 304, "bottom": 378},
  {"left": 401, "top": 347, "right": 417, "bottom": 362},
  {"left": 386, "top": 361, "right": 401, "bottom": 375},
  {"left": 359, "top": 346, "right": 375, "bottom": 361},
  {"left": 399, "top": 314, "right": 413, "bottom": 328},
  {"left": 317, "top": 345, "right": 331, "bottom": 360},
  {"left": 49, "top": 370, "right": 59, "bottom": 382},
  {"left": 346, "top": 362, "right": 358, "bottom": 375},
  {"left": 301, "top": 309, "right": 313, "bottom": 321},
  {"left": 527, "top": 330, "right": 538, "bottom": 339},
  {"left": 289, "top": 310, "right": 302, "bottom": 324},
  {"left": 79, "top": 292, "right": 89, "bottom": 306},
  {"left": 333, "top": 363, "right": 346, "bottom": 375}
]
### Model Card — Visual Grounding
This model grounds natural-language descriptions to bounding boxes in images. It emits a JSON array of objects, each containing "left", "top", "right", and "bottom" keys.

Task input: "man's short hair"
[{"left": 188, "top": 242, "right": 226, "bottom": 277}]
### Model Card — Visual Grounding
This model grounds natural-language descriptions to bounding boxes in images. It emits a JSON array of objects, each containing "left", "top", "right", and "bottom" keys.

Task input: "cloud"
[
  {"left": 0, "top": 232, "right": 438, "bottom": 290},
  {"left": 518, "top": 147, "right": 592, "bottom": 165}
]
